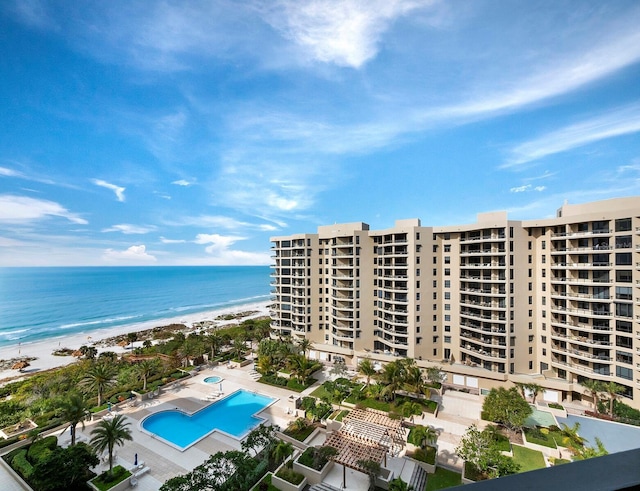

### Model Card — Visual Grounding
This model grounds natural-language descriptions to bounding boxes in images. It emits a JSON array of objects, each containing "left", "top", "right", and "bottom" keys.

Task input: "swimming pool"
[
  {"left": 524, "top": 406, "right": 557, "bottom": 428},
  {"left": 203, "top": 376, "right": 222, "bottom": 384},
  {"left": 141, "top": 390, "right": 276, "bottom": 450}
]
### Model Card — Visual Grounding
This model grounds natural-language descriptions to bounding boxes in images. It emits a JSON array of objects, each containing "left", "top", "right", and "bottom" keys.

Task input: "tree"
[
  {"left": 356, "top": 459, "right": 382, "bottom": 491},
  {"left": 127, "top": 332, "right": 138, "bottom": 349},
  {"left": 358, "top": 358, "right": 377, "bottom": 388},
  {"left": 287, "top": 354, "right": 315, "bottom": 384},
  {"left": 79, "top": 362, "right": 117, "bottom": 407},
  {"left": 31, "top": 443, "right": 99, "bottom": 491},
  {"left": 603, "top": 381, "right": 624, "bottom": 416},
  {"left": 296, "top": 338, "right": 312, "bottom": 357},
  {"left": 232, "top": 334, "right": 247, "bottom": 361},
  {"left": 404, "top": 366, "right": 430, "bottom": 399},
  {"left": 525, "top": 383, "right": 544, "bottom": 404},
  {"left": 58, "top": 392, "right": 90, "bottom": 446},
  {"left": 90, "top": 414, "right": 133, "bottom": 477},
  {"left": 241, "top": 424, "right": 279, "bottom": 457},
  {"left": 177, "top": 337, "right": 200, "bottom": 367},
  {"left": 408, "top": 425, "right": 438, "bottom": 449},
  {"left": 160, "top": 450, "right": 255, "bottom": 491},
  {"left": 582, "top": 379, "right": 605, "bottom": 413},
  {"left": 574, "top": 437, "right": 608, "bottom": 460},
  {"left": 271, "top": 440, "right": 294, "bottom": 466},
  {"left": 425, "top": 366, "right": 446, "bottom": 386},
  {"left": 456, "top": 425, "right": 520, "bottom": 479},
  {"left": 401, "top": 400, "right": 423, "bottom": 422},
  {"left": 329, "top": 361, "right": 348, "bottom": 380},
  {"left": 559, "top": 422, "right": 586, "bottom": 452},
  {"left": 134, "top": 358, "right": 161, "bottom": 391},
  {"left": 482, "top": 387, "right": 532, "bottom": 436}
]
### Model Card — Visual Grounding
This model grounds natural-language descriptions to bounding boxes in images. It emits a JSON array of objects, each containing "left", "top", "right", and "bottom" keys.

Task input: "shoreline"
[{"left": 0, "top": 300, "right": 272, "bottom": 384}]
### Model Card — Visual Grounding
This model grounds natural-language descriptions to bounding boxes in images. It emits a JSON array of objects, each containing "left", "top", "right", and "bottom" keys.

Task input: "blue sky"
[{"left": 1, "top": 1, "right": 639, "bottom": 266}]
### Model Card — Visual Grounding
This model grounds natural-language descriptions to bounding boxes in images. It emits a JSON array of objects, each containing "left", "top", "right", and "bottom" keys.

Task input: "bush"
[
  {"left": 413, "top": 445, "right": 436, "bottom": 465},
  {"left": 27, "top": 435, "right": 57, "bottom": 463},
  {"left": 92, "top": 465, "right": 131, "bottom": 491},
  {"left": 275, "top": 467, "right": 305, "bottom": 485},
  {"left": 11, "top": 449, "right": 34, "bottom": 479},
  {"left": 548, "top": 403, "right": 564, "bottom": 410}
]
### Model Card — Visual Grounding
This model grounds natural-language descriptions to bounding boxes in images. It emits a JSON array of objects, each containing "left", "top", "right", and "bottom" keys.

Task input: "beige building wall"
[{"left": 270, "top": 196, "right": 640, "bottom": 410}]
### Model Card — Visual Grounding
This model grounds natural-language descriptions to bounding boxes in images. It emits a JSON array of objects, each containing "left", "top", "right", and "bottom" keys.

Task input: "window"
[
  {"left": 528, "top": 335, "right": 534, "bottom": 342},
  {"left": 433, "top": 256, "right": 437, "bottom": 264},
  {"left": 529, "top": 361, "right": 533, "bottom": 370},
  {"left": 528, "top": 296, "right": 533, "bottom": 304},
  {"left": 433, "top": 336, "right": 438, "bottom": 342},
  {"left": 528, "top": 255, "right": 532, "bottom": 263},
  {"left": 433, "top": 292, "right": 437, "bottom": 300},
  {"left": 542, "top": 348, "right": 546, "bottom": 356},
  {"left": 444, "top": 292, "right": 451, "bottom": 300},
  {"left": 616, "top": 303, "right": 633, "bottom": 318},
  {"left": 615, "top": 218, "right": 631, "bottom": 232},
  {"left": 444, "top": 336, "right": 451, "bottom": 343},
  {"left": 444, "top": 268, "right": 450, "bottom": 276},
  {"left": 529, "top": 282, "right": 532, "bottom": 291},
  {"left": 616, "top": 286, "right": 632, "bottom": 300},
  {"left": 616, "top": 270, "right": 632, "bottom": 283},
  {"left": 432, "top": 245, "right": 438, "bottom": 252},
  {"left": 529, "top": 347, "right": 533, "bottom": 354},
  {"left": 444, "top": 244, "right": 451, "bottom": 252},
  {"left": 433, "top": 325, "right": 437, "bottom": 332},
  {"left": 445, "top": 280, "right": 450, "bottom": 288},
  {"left": 542, "top": 240, "right": 546, "bottom": 250},
  {"left": 542, "top": 255, "right": 546, "bottom": 264},
  {"left": 541, "top": 336, "right": 547, "bottom": 343},
  {"left": 528, "top": 241, "right": 532, "bottom": 250},
  {"left": 445, "top": 304, "right": 451, "bottom": 310},
  {"left": 444, "top": 256, "right": 451, "bottom": 264},
  {"left": 616, "top": 253, "right": 632, "bottom": 265},
  {"left": 616, "top": 366, "right": 632, "bottom": 380},
  {"left": 444, "top": 325, "right": 451, "bottom": 332}
]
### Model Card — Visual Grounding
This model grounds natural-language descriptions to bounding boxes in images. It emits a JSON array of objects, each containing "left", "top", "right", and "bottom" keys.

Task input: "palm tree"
[
  {"left": 603, "top": 381, "right": 624, "bottom": 416},
  {"left": 366, "top": 382, "right": 384, "bottom": 401},
  {"left": 358, "top": 358, "right": 377, "bottom": 388},
  {"left": 408, "top": 425, "right": 438, "bottom": 449},
  {"left": 287, "top": 354, "right": 315, "bottom": 384},
  {"left": 401, "top": 401, "right": 423, "bottom": 422},
  {"left": 526, "top": 383, "right": 544, "bottom": 404},
  {"left": 582, "top": 379, "right": 605, "bottom": 412},
  {"left": 80, "top": 362, "right": 117, "bottom": 407},
  {"left": 559, "top": 422, "right": 586, "bottom": 453},
  {"left": 296, "top": 338, "right": 312, "bottom": 358},
  {"left": 514, "top": 382, "right": 527, "bottom": 399},
  {"left": 404, "top": 366, "right": 430, "bottom": 399},
  {"left": 90, "top": 414, "right": 132, "bottom": 476},
  {"left": 205, "top": 332, "right": 223, "bottom": 360},
  {"left": 134, "top": 358, "right": 160, "bottom": 391},
  {"left": 271, "top": 440, "right": 294, "bottom": 466},
  {"left": 177, "top": 336, "right": 200, "bottom": 367},
  {"left": 232, "top": 334, "right": 247, "bottom": 361},
  {"left": 59, "top": 392, "right": 90, "bottom": 446}
]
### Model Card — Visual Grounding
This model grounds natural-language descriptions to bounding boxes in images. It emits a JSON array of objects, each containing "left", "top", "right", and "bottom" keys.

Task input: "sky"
[{"left": 1, "top": 0, "right": 639, "bottom": 267}]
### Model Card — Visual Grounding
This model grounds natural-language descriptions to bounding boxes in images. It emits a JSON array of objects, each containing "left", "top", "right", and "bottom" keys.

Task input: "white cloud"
[
  {"left": 0, "top": 236, "right": 27, "bottom": 247},
  {"left": 510, "top": 185, "right": 530, "bottom": 193},
  {"left": 0, "top": 194, "right": 87, "bottom": 224},
  {"left": 265, "top": 0, "right": 434, "bottom": 68},
  {"left": 172, "top": 179, "right": 192, "bottom": 186},
  {"left": 509, "top": 184, "right": 546, "bottom": 193},
  {"left": 504, "top": 103, "right": 640, "bottom": 167},
  {"left": 92, "top": 178, "right": 126, "bottom": 202},
  {"left": 176, "top": 214, "right": 281, "bottom": 232},
  {"left": 160, "top": 236, "right": 187, "bottom": 244},
  {"left": 102, "top": 244, "right": 157, "bottom": 263},
  {"left": 193, "top": 233, "right": 270, "bottom": 265},
  {"left": 102, "top": 224, "right": 157, "bottom": 234},
  {"left": 0, "top": 166, "right": 22, "bottom": 177}
]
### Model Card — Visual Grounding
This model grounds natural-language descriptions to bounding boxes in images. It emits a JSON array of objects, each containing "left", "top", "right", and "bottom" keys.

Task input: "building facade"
[{"left": 270, "top": 197, "right": 640, "bottom": 409}]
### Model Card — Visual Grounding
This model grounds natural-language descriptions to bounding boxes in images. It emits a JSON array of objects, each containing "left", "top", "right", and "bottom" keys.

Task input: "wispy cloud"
[
  {"left": 193, "top": 233, "right": 270, "bottom": 265},
  {"left": 172, "top": 179, "right": 193, "bottom": 186},
  {"left": 264, "top": 0, "right": 435, "bottom": 68},
  {"left": 504, "top": 103, "right": 640, "bottom": 167},
  {"left": 102, "top": 244, "right": 157, "bottom": 263},
  {"left": 0, "top": 194, "right": 87, "bottom": 224},
  {"left": 509, "top": 184, "right": 546, "bottom": 193},
  {"left": 0, "top": 166, "right": 23, "bottom": 177},
  {"left": 160, "top": 236, "right": 187, "bottom": 244},
  {"left": 102, "top": 224, "right": 156, "bottom": 234},
  {"left": 172, "top": 214, "right": 280, "bottom": 232},
  {"left": 91, "top": 178, "right": 126, "bottom": 202}
]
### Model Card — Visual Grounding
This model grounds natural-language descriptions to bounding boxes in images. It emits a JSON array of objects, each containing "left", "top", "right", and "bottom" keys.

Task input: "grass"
[
  {"left": 426, "top": 467, "right": 462, "bottom": 490},
  {"left": 310, "top": 385, "right": 331, "bottom": 400},
  {"left": 255, "top": 473, "right": 279, "bottom": 491},
  {"left": 512, "top": 445, "right": 546, "bottom": 473},
  {"left": 523, "top": 427, "right": 562, "bottom": 449},
  {"left": 284, "top": 425, "right": 316, "bottom": 442}
]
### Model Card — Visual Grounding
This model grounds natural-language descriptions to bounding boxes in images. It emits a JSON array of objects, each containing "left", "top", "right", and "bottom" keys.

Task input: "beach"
[{"left": 0, "top": 300, "right": 271, "bottom": 384}]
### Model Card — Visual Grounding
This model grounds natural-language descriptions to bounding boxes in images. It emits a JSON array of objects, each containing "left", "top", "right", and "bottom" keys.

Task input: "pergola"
[{"left": 324, "top": 408, "right": 406, "bottom": 487}]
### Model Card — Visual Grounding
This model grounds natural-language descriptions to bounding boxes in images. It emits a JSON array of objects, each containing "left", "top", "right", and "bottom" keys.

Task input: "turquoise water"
[
  {"left": 0, "top": 266, "right": 270, "bottom": 347},
  {"left": 141, "top": 390, "right": 275, "bottom": 448},
  {"left": 203, "top": 376, "right": 222, "bottom": 384},
  {"left": 524, "top": 406, "right": 557, "bottom": 428}
]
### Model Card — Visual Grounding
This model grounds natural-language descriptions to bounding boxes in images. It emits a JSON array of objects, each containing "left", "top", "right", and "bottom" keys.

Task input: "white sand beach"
[{"left": 0, "top": 301, "right": 271, "bottom": 384}]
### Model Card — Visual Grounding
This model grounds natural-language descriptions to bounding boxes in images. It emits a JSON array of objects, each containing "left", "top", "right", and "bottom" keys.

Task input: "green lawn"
[
  {"left": 426, "top": 467, "right": 462, "bottom": 490},
  {"left": 310, "top": 385, "right": 330, "bottom": 400},
  {"left": 512, "top": 445, "right": 546, "bottom": 473}
]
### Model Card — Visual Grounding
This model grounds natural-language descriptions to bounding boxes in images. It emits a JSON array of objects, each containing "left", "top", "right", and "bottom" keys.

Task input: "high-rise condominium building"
[{"left": 270, "top": 197, "right": 640, "bottom": 409}]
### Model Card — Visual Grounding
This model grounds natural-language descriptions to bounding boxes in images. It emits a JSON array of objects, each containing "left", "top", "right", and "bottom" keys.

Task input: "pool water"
[
  {"left": 524, "top": 406, "right": 557, "bottom": 428},
  {"left": 203, "top": 376, "right": 222, "bottom": 384},
  {"left": 141, "top": 390, "right": 275, "bottom": 449}
]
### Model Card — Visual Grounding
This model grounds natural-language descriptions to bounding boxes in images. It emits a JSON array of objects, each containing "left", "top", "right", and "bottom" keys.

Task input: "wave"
[
  {"left": 59, "top": 315, "right": 142, "bottom": 330},
  {"left": 0, "top": 328, "right": 30, "bottom": 340}
]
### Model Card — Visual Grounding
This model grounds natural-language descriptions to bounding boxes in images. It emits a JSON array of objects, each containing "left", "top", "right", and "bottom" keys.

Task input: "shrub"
[
  {"left": 275, "top": 467, "right": 304, "bottom": 485},
  {"left": 11, "top": 449, "right": 34, "bottom": 479},
  {"left": 413, "top": 445, "right": 437, "bottom": 465},
  {"left": 27, "top": 435, "right": 57, "bottom": 463},
  {"left": 548, "top": 403, "right": 564, "bottom": 410}
]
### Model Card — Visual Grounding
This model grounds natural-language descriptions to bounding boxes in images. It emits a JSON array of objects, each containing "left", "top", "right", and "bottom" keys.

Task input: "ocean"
[{"left": 0, "top": 266, "right": 271, "bottom": 348}]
